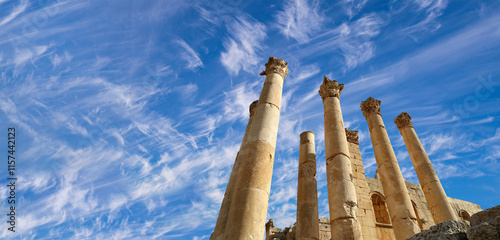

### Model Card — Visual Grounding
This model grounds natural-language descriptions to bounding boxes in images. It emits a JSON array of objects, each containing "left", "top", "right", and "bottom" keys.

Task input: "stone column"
[
  {"left": 211, "top": 100, "right": 258, "bottom": 240},
  {"left": 319, "top": 76, "right": 363, "bottom": 240},
  {"left": 224, "top": 57, "right": 288, "bottom": 240},
  {"left": 297, "top": 131, "right": 319, "bottom": 240},
  {"left": 360, "top": 97, "right": 420, "bottom": 240},
  {"left": 395, "top": 112, "right": 458, "bottom": 223}
]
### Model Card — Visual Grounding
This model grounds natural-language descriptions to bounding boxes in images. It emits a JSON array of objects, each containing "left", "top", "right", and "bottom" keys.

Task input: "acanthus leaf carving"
[
  {"left": 259, "top": 57, "right": 289, "bottom": 79},
  {"left": 394, "top": 112, "right": 413, "bottom": 129},
  {"left": 360, "top": 97, "right": 381, "bottom": 117},
  {"left": 319, "top": 76, "right": 344, "bottom": 100}
]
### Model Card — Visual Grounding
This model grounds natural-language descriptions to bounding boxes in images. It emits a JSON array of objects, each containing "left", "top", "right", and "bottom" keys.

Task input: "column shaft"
[
  {"left": 223, "top": 57, "right": 288, "bottom": 240},
  {"left": 361, "top": 98, "right": 420, "bottom": 240},
  {"left": 297, "top": 131, "right": 319, "bottom": 240},
  {"left": 320, "top": 77, "right": 363, "bottom": 240},
  {"left": 211, "top": 101, "right": 258, "bottom": 240},
  {"left": 395, "top": 112, "right": 458, "bottom": 223}
]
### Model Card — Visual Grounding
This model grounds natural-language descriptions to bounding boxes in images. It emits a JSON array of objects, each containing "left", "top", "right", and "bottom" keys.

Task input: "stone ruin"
[{"left": 210, "top": 57, "right": 497, "bottom": 240}]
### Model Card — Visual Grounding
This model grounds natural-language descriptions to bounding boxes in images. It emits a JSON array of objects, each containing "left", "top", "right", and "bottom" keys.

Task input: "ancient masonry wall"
[
  {"left": 448, "top": 198, "right": 482, "bottom": 221},
  {"left": 347, "top": 133, "right": 378, "bottom": 240}
]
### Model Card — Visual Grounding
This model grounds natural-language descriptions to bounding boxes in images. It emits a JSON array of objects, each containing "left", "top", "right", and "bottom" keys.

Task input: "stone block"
[
  {"left": 406, "top": 220, "right": 469, "bottom": 240},
  {"left": 467, "top": 205, "right": 500, "bottom": 240}
]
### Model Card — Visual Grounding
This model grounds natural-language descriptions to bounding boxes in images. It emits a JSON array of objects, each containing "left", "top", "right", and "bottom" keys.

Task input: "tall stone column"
[
  {"left": 224, "top": 57, "right": 288, "bottom": 240},
  {"left": 360, "top": 97, "right": 420, "bottom": 240},
  {"left": 211, "top": 100, "right": 258, "bottom": 240},
  {"left": 395, "top": 112, "right": 458, "bottom": 223},
  {"left": 319, "top": 77, "right": 363, "bottom": 240},
  {"left": 297, "top": 131, "right": 319, "bottom": 240}
]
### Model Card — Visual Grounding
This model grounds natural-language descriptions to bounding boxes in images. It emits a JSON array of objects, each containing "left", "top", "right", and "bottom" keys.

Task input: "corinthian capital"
[
  {"left": 259, "top": 57, "right": 289, "bottom": 79},
  {"left": 345, "top": 128, "right": 359, "bottom": 145},
  {"left": 360, "top": 97, "right": 381, "bottom": 117},
  {"left": 394, "top": 112, "right": 413, "bottom": 129},
  {"left": 318, "top": 76, "right": 344, "bottom": 101}
]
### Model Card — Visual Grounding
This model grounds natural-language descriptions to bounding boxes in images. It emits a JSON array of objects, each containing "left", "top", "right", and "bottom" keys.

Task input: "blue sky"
[{"left": 0, "top": 0, "right": 499, "bottom": 239}]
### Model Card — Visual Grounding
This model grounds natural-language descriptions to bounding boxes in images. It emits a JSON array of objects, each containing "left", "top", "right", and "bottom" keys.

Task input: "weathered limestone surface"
[
  {"left": 319, "top": 218, "right": 332, "bottom": 240},
  {"left": 297, "top": 131, "right": 320, "bottom": 240},
  {"left": 211, "top": 100, "right": 258, "bottom": 240},
  {"left": 361, "top": 97, "right": 420, "bottom": 240},
  {"left": 319, "top": 77, "right": 363, "bottom": 240},
  {"left": 223, "top": 57, "right": 288, "bottom": 240},
  {"left": 346, "top": 129, "right": 378, "bottom": 240},
  {"left": 266, "top": 219, "right": 285, "bottom": 240},
  {"left": 395, "top": 112, "right": 458, "bottom": 224},
  {"left": 448, "top": 198, "right": 482, "bottom": 222},
  {"left": 405, "top": 181, "right": 435, "bottom": 230},
  {"left": 406, "top": 220, "right": 470, "bottom": 240},
  {"left": 467, "top": 205, "right": 500, "bottom": 240}
]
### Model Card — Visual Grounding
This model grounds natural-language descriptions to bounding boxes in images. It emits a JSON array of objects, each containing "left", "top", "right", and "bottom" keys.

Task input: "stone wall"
[
  {"left": 406, "top": 181, "right": 435, "bottom": 230},
  {"left": 348, "top": 140, "right": 381, "bottom": 240},
  {"left": 449, "top": 198, "right": 482, "bottom": 221},
  {"left": 319, "top": 218, "right": 331, "bottom": 240}
]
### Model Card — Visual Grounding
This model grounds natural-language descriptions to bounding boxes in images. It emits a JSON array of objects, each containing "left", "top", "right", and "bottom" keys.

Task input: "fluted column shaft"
[
  {"left": 395, "top": 112, "right": 458, "bottom": 223},
  {"left": 224, "top": 57, "right": 288, "bottom": 240},
  {"left": 211, "top": 101, "right": 258, "bottom": 240},
  {"left": 320, "top": 77, "right": 363, "bottom": 240},
  {"left": 297, "top": 131, "right": 319, "bottom": 240},
  {"left": 361, "top": 97, "right": 420, "bottom": 240}
]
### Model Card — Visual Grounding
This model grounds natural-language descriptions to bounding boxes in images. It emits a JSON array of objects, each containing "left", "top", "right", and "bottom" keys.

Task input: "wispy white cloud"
[
  {"left": 434, "top": 161, "right": 485, "bottom": 179},
  {"left": 222, "top": 81, "right": 260, "bottom": 123},
  {"left": 341, "top": 0, "right": 368, "bottom": 18},
  {"left": 174, "top": 39, "right": 204, "bottom": 70},
  {"left": 13, "top": 45, "right": 49, "bottom": 66},
  {"left": 339, "top": 13, "right": 500, "bottom": 99},
  {"left": 50, "top": 51, "right": 73, "bottom": 68},
  {"left": 464, "top": 116, "right": 495, "bottom": 126},
  {"left": 338, "top": 13, "right": 385, "bottom": 69},
  {"left": 400, "top": 0, "right": 448, "bottom": 37},
  {"left": 277, "top": 116, "right": 301, "bottom": 151},
  {"left": 0, "top": 0, "right": 28, "bottom": 26},
  {"left": 288, "top": 12, "right": 386, "bottom": 69},
  {"left": 288, "top": 63, "right": 320, "bottom": 85},
  {"left": 275, "top": 0, "right": 325, "bottom": 43},
  {"left": 220, "top": 15, "right": 267, "bottom": 76},
  {"left": 421, "top": 132, "right": 469, "bottom": 156}
]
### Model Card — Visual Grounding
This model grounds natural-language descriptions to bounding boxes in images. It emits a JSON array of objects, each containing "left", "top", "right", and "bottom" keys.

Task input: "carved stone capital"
[
  {"left": 394, "top": 112, "right": 413, "bottom": 129},
  {"left": 259, "top": 57, "right": 289, "bottom": 79},
  {"left": 345, "top": 128, "right": 359, "bottom": 145},
  {"left": 319, "top": 76, "right": 344, "bottom": 101},
  {"left": 360, "top": 97, "right": 381, "bottom": 117},
  {"left": 249, "top": 100, "right": 258, "bottom": 117}
]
